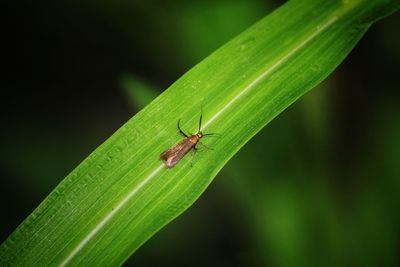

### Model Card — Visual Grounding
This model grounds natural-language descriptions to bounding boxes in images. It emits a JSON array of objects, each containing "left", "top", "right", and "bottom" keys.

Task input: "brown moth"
[{"left": 160, "top": 111, "right": 216, "bottom": 168}]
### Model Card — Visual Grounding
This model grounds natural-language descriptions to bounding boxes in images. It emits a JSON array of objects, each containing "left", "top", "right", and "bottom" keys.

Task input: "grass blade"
[{"left": 1, "top": 0, "right": 398, "bottom": 266}]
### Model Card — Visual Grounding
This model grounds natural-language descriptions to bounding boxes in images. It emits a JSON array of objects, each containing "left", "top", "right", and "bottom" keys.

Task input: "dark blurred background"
[{"left": 1, "top": 0, "right": 399, "bottom": 266}]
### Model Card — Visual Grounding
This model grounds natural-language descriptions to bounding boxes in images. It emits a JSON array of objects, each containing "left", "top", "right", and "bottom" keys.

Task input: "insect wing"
[
  {"left": 160, "top": 147, "right": 175, "bottom": 160},
  {"left": 165, "top": 154, "right": 181, "bottom": 168},
  {"left": 160, "top": 138, "right": 194, "bottom": 168},
  {"left": 160, "top": 140, "right": 186, "bottom": 160}
]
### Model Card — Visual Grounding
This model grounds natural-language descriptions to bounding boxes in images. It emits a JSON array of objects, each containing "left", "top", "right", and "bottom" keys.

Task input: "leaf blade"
[{"left": 1, "top": 0, "right": 398, "bottom": 266}]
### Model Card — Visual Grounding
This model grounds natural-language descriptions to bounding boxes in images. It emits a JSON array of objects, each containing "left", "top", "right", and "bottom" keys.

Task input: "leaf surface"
[{"left": 1, "top": 0, "right": 398, "bottom": 266}]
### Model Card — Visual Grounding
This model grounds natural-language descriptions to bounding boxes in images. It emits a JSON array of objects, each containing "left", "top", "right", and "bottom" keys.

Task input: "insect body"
[{"left": 160, "top": 111, "right": 215, "bottom": 168}]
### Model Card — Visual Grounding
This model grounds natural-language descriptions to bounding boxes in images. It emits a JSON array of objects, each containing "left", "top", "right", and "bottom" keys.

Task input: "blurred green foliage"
[{"left": 1, "top": 0, "right": 399, "bottom": 266}]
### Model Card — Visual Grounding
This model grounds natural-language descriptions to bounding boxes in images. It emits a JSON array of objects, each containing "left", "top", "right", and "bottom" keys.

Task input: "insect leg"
[
  {"left": 190, "top": 148, "right": 197, "bottom": 167},
  {"left": 193, "top": 143, "right": 204, "bottom": 152},
  {"left": 177, "top": 119, "right": 188, "bottom": 137},
  {"left": 202, "top": 133, "right": 221, "bottom": 137},
  {"left": 197, "top": 142, "right": 213, "bottom": 150}
]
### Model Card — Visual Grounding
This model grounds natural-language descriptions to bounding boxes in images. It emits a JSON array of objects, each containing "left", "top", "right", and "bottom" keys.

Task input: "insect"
[{"left": 160, "top": 110, "right": 216, "bottom": 168}]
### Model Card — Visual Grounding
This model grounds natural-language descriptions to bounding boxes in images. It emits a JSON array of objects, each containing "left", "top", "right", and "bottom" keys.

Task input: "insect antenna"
[
  {"left": 177, "top": 119, "right": 188, "bottom": 137},
  {"left": 198, "top": 105, "right": 203, "bottom": 133}
]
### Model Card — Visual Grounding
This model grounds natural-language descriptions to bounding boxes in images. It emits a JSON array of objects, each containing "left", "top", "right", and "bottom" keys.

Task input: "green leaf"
[{"left": 1, "top": 0, "right": 398, "bottom": 266}]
